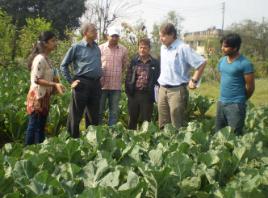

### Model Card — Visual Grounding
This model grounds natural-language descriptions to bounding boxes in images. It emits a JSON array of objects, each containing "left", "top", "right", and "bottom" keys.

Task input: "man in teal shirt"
[{"left": 216, "top": 33, "right": 255, "bottom": 135}]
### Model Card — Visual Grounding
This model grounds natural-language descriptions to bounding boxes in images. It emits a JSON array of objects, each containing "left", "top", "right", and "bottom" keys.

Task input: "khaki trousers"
[{"left": 158, "top": 85, "right": 189, "bottom": 129}]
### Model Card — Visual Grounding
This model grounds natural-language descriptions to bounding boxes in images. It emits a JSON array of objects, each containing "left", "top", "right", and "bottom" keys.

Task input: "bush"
[
  {"left": 18, "top": 17, "right": 52, "bottom": 60},
  {"left": 0, "top": 9, "right": 15, "bottom": 67}
]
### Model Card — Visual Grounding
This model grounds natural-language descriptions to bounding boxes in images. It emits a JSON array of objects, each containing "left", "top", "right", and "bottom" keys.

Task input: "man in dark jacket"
[{"left": 125, "top": 38, "right": 160, "bottom": 129}]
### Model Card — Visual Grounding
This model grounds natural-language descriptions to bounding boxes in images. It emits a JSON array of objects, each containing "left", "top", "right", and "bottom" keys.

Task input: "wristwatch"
[{"left": 191, "top": 78, "right": 198, "bottom": 84}]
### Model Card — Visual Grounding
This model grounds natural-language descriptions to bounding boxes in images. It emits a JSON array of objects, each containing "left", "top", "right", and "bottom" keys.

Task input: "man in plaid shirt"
[{"left": 97, "top": 27, "right": 128, "bottom": 126}]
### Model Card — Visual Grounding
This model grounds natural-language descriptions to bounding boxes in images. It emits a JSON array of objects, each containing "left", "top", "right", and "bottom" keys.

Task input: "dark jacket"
[{"left": 125, "top": 54, "right": 160, "bottom": 102}]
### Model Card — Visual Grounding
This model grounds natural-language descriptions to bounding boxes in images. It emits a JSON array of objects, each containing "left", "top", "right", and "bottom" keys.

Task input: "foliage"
[
  {"left": 0, "top": 9, "right": 15, "bottom": 67},
  {"left": 82, "top": 0, "right": 139, "bottom": 40},
  {"left": 38, "top": 0, "right": 85, "bottom": 38},
  {"left": 0, "top": 67, "right": 28, "bottom": 143},
  {"left": 150, "top": 10, "right": 184, "bottom": 58},
  {"left": 0, "top": 66, "right": 214, "bottom": 145},
  {"left": 0, "top": 0, "right": 85, "bottom": 38},
  {"left": 227, "top": 19, "right": 268, "bottom": 61},
  {"left": 18, "top": 17, "right": 52, "bottom": 59},
  {"left": 150, "top": 24, "right": 161, "bottom": 59},
  {"left": 120, "top": 21, "right": 147, "bottom": 60},
  {"left": 225, "top": 19, "right": 268, "bottom": 77},
  {"left": 163, "top": 10, "right": 184, "bottom": 36},
  {"left": 202, "top": 37, "right": 222, "bottom": 82},
  {"left": 0, "top": 108, "right": 268, "bottom": 197},
  {"left": 50, "top": 29, "right": 75, "bottom": 68},
  {"left": 0, "top": 67, "right": 70, "bottom": 144},
  {"left": 188, "top": 93, "right": 215, "bottom": 117}
]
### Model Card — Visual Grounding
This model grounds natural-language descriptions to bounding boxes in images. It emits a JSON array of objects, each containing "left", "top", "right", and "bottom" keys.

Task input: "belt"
[
  {"left": 161, "top": 83, "right": 187, "bottom": 88},
  {"left": 75, "top": 76, "right": 100, "bottom": 82}
]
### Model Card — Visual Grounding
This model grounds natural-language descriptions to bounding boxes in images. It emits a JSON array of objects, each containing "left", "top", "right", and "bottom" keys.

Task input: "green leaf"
[
  {"left": 2, "top": 143, "right": 23, "bottom": 158},
  {"left": 119, "top": 170, "right": 139, "bottom": 190},
  {"left": 149, "top": 144, "right": 164, "bottom": 167},
  {"left": 78, "top": 187, "right": 103, "bottom": 198},
  {"left": 99, "top": 170, "right": 120, "bottom": 188},
  {"left": 180, "top": 176, "right": 201, "bottom": 192},
  {"left": 58, "top": 162, "right": 81, "bottom": 180},
  {"left": 27, "top": 170, "right": 63, "bottom": 195},
  {"left": 0, "top": 171, "right": 14, "bottom": 195},
  {"left": 166, "top": 152, "right": 193, "bottom": 180},
  {"left": 198, "top": 150, "right": 220, "bottom": 167},
  {"left": 94, "top": 159, "right": 110, "bottom": 182},
  {"left": 233, "top": 146, "right": 246, "bottom": 161},
  {"left": 3, "top": 192, "right": 21, "bottom": 198},
  {"left": 13, "top": 160, "right": 37, "bottom": 180}
]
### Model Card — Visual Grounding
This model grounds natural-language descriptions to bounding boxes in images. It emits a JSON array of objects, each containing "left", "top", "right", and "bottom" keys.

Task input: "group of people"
[{"left": 24, "top": 22, "right": 255, "bottom": 145}]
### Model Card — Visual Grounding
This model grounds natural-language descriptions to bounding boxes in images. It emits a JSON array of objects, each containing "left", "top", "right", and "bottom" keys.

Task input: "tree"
[
  {"left": 0, "top": 0, "right": 36, "bottom": 60},
  {"left": 18, "top": 18, "right": 52, "bottom": 59},
  {"left": 0, "top": 0, "right": 85, "bottom": 60},
  {"left": 81, "top": 0, "right": 139, "bottom": 40},
  {"left": 0, "top": 9, "right": 15, "bottom": 67},
  {"left": 227, "top": 19, "right": 268, "bottom": 61},
  {"left": 150, "top": 10, "right": 184, "bottom": 58},
  {"left": 150, "top": 24, "right": 161, "bottom": 59},
  {"left": 164, "top": 10, "right": 184, "bottom": 36},
  {"left": 37, "top": 0, "right": 85, "bottom": 38},
  {"left": 0, "top": 0, "right": 85, "bottom": 38},
  {"left": 120, "top": 20, "right": 147, "bottom": 59},
  {"left": 226, "top": 19, "right": 268, "bottom": 76}
]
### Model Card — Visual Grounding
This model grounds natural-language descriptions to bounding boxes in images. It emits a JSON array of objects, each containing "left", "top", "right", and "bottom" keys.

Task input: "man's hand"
[
  {"left": 55, "top": 83, "right": 65, "bottom": 94},
  {"left": 71, "top": 80, "right": 80, "bottom": 89},
  {"left": 188, "top": 79, "right": 197, "bottom": 89}
]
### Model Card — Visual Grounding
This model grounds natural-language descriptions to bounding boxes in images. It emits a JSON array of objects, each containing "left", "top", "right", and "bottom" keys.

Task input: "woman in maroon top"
[{"left": 25, "top": 31, "right": 64, "bottom": 145}]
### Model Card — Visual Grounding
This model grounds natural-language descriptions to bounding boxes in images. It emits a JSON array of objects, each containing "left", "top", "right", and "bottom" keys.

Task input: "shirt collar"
[
  {"left": 137, "top": 55, "right": 152, "bottom": 63},
  {"left": 81, "top": 39, "right": 97, "bottom": 47},
  {"left": 104, "top": 41, "right": 119, "bottom": 49},
  {"left": 163, "top": 39, "right": 180, "bottom": 49}
]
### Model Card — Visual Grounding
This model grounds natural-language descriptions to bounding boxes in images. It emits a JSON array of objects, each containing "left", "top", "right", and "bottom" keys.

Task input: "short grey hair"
[{"left": 80, "top": 22, "right": 96, "bottom": 36}]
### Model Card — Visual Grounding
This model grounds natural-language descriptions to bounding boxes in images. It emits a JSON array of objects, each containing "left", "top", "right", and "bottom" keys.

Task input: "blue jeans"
[
  {"left": 215, "top": 101, "right": 246, "bottom": 135},
  {"left": 99, "top": 90, "right": 121, "bottom": 126},
  {"left": 25, "top": 112, "right": 47, "bottom": 145}
]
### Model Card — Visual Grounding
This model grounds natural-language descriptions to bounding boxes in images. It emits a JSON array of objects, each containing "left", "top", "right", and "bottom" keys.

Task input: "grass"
[{"left": 192, "top": 78, "right": 268, "bottom": 117}]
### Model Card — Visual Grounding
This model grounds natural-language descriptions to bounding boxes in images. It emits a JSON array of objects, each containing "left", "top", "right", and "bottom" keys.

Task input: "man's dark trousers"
[{"left": 67, "top": 77, "right": 101, "bottom": 138}]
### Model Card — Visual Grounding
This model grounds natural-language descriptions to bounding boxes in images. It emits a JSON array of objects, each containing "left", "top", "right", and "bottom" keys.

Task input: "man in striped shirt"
[{"left": 97, "top": 27, "right": 128, "bottom": 126}]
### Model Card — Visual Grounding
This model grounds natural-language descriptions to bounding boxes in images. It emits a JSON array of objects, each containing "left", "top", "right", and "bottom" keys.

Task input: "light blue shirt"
[
  {"left": 218, "top": 55, "right": 254, "bottom": 103},
  {"left": 60, "top": 40, "right": 102, "bottom": 83},
  {"left": 158, "top": 39, "right": 205, "bottom": 86}
]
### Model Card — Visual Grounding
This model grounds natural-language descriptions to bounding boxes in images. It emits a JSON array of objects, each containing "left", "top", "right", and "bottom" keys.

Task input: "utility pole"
[{"left": 221, "top": 2, "right": 225, "bottom": 33}]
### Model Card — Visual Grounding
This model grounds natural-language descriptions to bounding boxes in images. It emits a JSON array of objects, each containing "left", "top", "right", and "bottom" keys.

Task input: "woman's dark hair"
[
  {"left": 220, "top": 33, "right": 242, "bottom": 51},
  {"left": 138, "top": 38, "right": 151, "bottom": 48},
  {"left": 27, "top": 31, "right": 56, "bottom": 70},
  {"left": 159, "top": 23, "right": 177, "bottom": 39}
]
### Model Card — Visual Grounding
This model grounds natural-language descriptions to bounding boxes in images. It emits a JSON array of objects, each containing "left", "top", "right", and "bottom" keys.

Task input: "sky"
[{"left": 131, "top": 0, "right": 268, "bottom": 34}]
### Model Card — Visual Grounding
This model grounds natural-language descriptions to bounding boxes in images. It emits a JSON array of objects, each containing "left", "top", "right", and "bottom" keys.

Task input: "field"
[
  {"left": 194, "top": 78, "right": 268, "bottom": 116},
  {"left": 0, "top": 67, "right": 268, "bottom": 197}
]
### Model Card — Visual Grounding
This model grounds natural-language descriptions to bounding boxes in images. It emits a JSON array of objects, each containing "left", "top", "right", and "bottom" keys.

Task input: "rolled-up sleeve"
[
  {"left": 183, "top": 46, "right": 206, "bottom": 69},
  {"left": 60, "top": 45, "right": 76, "bottom": 83}
]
